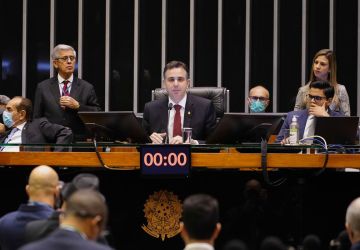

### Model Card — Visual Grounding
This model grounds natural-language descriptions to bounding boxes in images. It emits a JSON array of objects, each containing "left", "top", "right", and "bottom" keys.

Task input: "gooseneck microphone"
[{"left": 166, "top": 103, "right": 173, "bottom": 143}]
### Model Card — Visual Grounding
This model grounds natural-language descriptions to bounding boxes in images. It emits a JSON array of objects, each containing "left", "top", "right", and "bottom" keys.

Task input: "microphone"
[{"left": 165, "top": 103, "right": 173, "bottom": 143}]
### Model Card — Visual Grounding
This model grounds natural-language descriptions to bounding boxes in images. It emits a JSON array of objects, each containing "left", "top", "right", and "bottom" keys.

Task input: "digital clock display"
[{"left": 140, "top": 145, "right": 191, "bottom": 176}]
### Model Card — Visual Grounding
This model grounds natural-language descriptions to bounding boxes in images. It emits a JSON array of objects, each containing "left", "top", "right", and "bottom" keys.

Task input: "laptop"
[
  {"left": 314, "top": 116, "right": 359, "bottom": 145},
  {"left": 78, "top": 111, "right": 151, "bottom": 143},
  {"left": 206, "top": 113, "right": 286, "bottom": 144}
]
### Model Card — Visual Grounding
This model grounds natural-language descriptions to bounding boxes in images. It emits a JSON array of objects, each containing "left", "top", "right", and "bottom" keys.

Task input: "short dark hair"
[
  {"left": 163, "top": 61, "right": 189, "bottom": 79},
  {"left": 65, "top": 189, "right": 108, "bottom": 230},
  {"left": 14, "top": 96, "right": 33, "bottom": 121},
  {"left": 61, "top": 173, "right": 100, "bottom": 201},
  {"left": 182, "top": 194, "right": 219, "bottom": 240},
  {"left": 309, "top": 80, "right": 335, "bottom": 99}
]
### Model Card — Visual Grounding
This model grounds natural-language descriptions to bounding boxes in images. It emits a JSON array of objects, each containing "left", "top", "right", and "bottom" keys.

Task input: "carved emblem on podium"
[{"left": 142, "top": 190, "right": 182, "bottom": 241}]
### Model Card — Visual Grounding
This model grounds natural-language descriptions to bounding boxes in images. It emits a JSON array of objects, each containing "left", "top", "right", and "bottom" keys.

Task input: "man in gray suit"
[{"left": 33, "top": 44, "right": 101, "bottom": 140}]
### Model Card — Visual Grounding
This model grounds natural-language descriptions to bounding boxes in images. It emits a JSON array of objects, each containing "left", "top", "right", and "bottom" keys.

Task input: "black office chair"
[{"left": 151, "top": 87, "right": 230, "bottom": 122}]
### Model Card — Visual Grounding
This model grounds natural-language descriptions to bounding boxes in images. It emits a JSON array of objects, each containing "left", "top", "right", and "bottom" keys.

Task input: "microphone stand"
[{"left": 165, "top": 103, "right": 173, "bottom": 144}]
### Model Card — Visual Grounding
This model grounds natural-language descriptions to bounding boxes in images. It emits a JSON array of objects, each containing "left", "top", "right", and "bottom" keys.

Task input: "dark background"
[
  {"left": 2, "top": 0, "right": 358, "bottom": 114},
  {"left": 0, "top": 167, "right": 359, "bottom": 250}
]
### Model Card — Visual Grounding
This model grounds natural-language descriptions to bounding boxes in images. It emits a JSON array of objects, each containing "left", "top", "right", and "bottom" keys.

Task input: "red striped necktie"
[{"left": 62, "top": 80, "right": 70, "bottom": 96}]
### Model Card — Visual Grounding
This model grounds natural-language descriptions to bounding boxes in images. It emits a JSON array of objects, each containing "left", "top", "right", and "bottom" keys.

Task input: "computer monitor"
[
  {"left": 78, "top": 111, "right": 151, "bottom": 143},
  {"left": 314, "top": 116, "right": 359, "bottom": 145},
  {"left": 206, "top": 113, "right": 286, "bottom": 144}
]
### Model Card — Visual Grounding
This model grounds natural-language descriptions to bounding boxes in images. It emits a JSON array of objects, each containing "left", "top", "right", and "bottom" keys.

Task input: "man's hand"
[
  {"left": 308, "top": 102, "right": 329, "bottom": 117},
  {"left": 150, "top": 132, "right": 166, "bottom": 144},
  {"left": 169, "top": 135, "right": 183, "bottom": 144},
  {"left": 59, "top": 96, "right": 80, "bottom": 110},
  {"left": 0, "top": 123, "right": 5, "bottom": 134}
]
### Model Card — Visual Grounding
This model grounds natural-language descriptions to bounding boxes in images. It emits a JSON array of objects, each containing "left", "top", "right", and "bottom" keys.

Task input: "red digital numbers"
[{"left": 143, "top": 152, "right": 188, "bottom": 167}]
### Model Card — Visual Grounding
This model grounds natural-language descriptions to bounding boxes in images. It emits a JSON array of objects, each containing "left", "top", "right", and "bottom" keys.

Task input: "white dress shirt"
[
  {"left": 168, "top": 95, "right": 187, "bottom": 140},
  {"left": 184, "top": 243, "right": 214, "bottom": 250},
  {"left": 58, "top": 74, "right": 74, "bottom": 96},
  {"left": 302, "top": 115, "right": 315, "bottom": 142},
  {"left": 2, "top": 122, "right": 26, "bottom": 152}
]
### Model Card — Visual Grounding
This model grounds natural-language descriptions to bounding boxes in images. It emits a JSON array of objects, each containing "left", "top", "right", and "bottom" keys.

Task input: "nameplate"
[{"left": 140, "top": 145, "right": 191, "bottom": 177}]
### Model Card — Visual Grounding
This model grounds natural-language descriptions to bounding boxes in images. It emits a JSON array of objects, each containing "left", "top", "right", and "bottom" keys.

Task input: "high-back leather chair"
[{"left": 151, "top": 87, "right": 230, "bottom": 121}]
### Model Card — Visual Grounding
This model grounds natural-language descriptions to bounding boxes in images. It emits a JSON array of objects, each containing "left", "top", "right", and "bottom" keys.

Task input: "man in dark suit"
[
  {"left": 25, "top": 173, "right": 108, "bottom": 245},
  {"left": 276, "top": 80, "right": 342, "bottom": 143},
  {"left": 20, "top": 189, "right": 113, "bottom": 250},
  {"left": 0, "top": 96, "right": 73, "bottom": 152},
  {"left": 0, "top": 165, "right": 61, "bottom": 250},
  {"left": 142, "top": 61, "right": 216, "bottom": 144},
  {"left": 33, "top": 44, "right": 101, "bottom": 140},
  {"left": 180, "top": 194, "right": 221, "bottom": 250}
]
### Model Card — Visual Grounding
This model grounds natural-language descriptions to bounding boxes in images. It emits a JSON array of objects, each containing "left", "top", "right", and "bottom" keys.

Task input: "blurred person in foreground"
[
  {"left": 0, "top": 165, "right": 61, "bottom": 250},
  {"left": 180, "top": 193, "right": 221, "bottom": 250},
  {"left": 20, "top": 189, "right": 113, "bottom": 250}
]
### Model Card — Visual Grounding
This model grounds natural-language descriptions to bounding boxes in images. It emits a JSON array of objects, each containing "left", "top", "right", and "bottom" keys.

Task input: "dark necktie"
[
  {"left": 173, "top": 104, "right": 182, "bottom": 137},
  {"left": 0, "top": 127, "right": 19, "bottom": 151},
  {"left": 62, "top": 80, "right": 70, "bottom": 96}
]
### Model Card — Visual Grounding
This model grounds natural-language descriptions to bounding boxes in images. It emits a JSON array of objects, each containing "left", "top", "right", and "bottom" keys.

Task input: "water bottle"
[{"left": 289, "top": 115, "right": 299, "bottom": 145}]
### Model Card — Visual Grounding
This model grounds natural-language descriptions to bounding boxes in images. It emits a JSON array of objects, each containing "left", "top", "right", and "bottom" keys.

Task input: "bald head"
[
  {"left": 26, "top": 165, "right": 59, "bottom": 204},
  {"left": 249, "top": 86, "right": 270, "bottom": 99},
  {"left": 346, "top": 197, "right": 360, "bottom": 243}
]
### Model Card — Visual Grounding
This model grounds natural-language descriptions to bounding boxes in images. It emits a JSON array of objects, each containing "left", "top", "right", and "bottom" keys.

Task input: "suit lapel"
[
  {"left": 0, "top": 129, "right": 12, "bottom": 143},
  {"left": 69, "top": 77, "right": 80, "bottom": 99},
  {"left": 183, "top": 95, "right": 193, "bottom": 128},
  {"left": 160, "top": 99, "right": 169, "bottom": 130},
  {"left": 298, "top": 110, "right": 309, "bottom": 139},
  {"left": 21, "top": 123, "right": 29, "bottom": 144},
  {"left": 50, "top": 77, "right": 61, "bottom": 100}
]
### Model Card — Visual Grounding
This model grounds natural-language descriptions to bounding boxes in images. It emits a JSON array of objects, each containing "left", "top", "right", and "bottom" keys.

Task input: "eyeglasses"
[
  {"left": 307, "top": 94, "right": 327, "bottom": 101},
  {"left": 249, "top": 96, "right": 268, "bottom": 102},
  {"left": 56, "top": 56, "right": 76, "bottom": 62}
]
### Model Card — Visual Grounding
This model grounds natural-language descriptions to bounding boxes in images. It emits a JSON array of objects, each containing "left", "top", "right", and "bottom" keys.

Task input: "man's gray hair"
[
  {"left": 0, "top": 95, "right": 10, "bottom": 105},
  {"left": 346, "top": 197, "right": 360, "bottom": 233},
  {"left": 51, "top": 44, "right": 76, "bottom": 60}
]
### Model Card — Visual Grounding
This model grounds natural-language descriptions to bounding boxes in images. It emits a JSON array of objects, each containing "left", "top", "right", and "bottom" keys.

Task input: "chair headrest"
[{"left": 153, "top": 87, "right": 227, "bottom": 118}]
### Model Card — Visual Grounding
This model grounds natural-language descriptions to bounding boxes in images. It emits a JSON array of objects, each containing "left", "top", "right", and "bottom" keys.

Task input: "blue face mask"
[
  {"left": 2, "top": 110, "right": 14, "bottom": 128},
  {"left": 250, "top": 100, "right": 266, "bottom": 113}
]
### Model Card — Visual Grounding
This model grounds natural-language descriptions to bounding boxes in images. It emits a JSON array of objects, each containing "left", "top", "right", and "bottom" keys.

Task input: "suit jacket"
[
  {"left": 0, "top": 118, "right": 73, "bottom": 151},
  {"left": 33, "top": 77, "right": 101, "bottom": 138},
  {"left": 276, "top": 109, "right": 342, "bottom": 142},
  {"left": 25, "top": 211, "right": 109, "bottom": 245},
  {"left": 19, "top": 228, "right": 113, "bottom": 250},
  {"left": 142, "top": 94, "right": 217, "bottom": 142},
  {"left": 0, "top": 203, "right": 54, "bottom": 250}
]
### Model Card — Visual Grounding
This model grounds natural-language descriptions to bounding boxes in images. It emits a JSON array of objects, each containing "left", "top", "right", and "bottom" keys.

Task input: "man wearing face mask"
[
  {"left": 0, "top": 165, "right": 61, "bottom": 250},
  {"left": 0, "top": 96, "right": 73, "bottom": 152},
  {"left": 0, "top": 95, "right": 10, "bottom": 133},
  {"left": 247, "top": 85, "right": 270, "bottom": 113}
]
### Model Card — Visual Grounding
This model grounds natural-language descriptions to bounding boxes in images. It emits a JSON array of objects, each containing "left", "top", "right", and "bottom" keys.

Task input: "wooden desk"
[{"left": 0, "top": 150, "right": 359, "bottom": 169}]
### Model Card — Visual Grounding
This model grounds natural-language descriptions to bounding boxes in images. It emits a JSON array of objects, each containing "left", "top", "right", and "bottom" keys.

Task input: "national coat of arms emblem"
[{"left": 142, "top": 190, "right": 182, "bottom": 241}]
